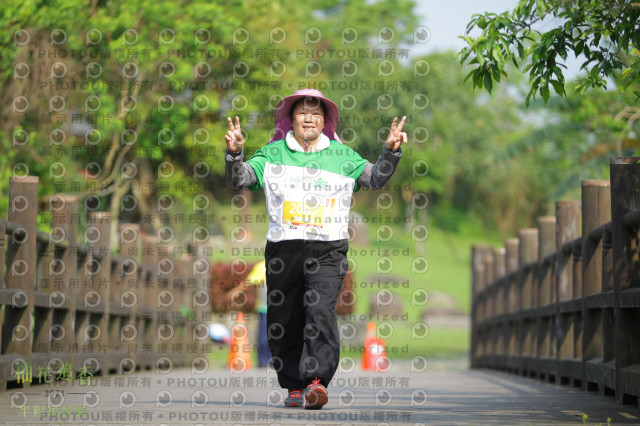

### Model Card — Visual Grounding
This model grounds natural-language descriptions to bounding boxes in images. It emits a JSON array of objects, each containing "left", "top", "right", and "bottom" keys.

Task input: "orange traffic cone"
[
  {"left": 227, "top": 312, "right": 252, "bottom": 372},
  {"left": 362, "top": 322, "right": 376, "bottom": 370},
  {"left": 362, "top": 322, "right": 389, "bottom": 372}
]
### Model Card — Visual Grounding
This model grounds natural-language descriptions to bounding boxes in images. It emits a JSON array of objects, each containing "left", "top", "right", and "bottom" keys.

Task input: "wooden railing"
[
  {"left": 0, "top": 176, "right": 212, "bottom": 391},
  {"left": 471, "top": 157, "right": 640, "bottom": 405}
]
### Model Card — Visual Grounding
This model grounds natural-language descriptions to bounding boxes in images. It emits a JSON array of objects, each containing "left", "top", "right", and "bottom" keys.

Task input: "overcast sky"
[
  {"left": 412, "top": 0, "right": 583, "bottom": 78},
  {"left": 413, "top": 0, "right": 517, "bottom": 54}
]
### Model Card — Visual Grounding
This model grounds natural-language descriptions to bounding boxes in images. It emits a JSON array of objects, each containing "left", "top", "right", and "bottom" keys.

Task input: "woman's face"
[{"left": 291, "top": 98, "right": 325, "bottom": 142}]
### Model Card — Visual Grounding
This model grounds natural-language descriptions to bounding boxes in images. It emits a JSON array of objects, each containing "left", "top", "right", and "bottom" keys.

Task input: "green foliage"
[
  {"left": 2, "top": 0, "right": 636, "bottom": 243},
  {"left": 458, "top": 0, "right": 640, "bottom": 105},
  {"left": 0, "top": 0, "right": 417, "bottom": 233}
]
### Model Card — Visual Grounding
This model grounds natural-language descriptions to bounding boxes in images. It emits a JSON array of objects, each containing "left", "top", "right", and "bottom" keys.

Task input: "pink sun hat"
[{"left": 268, "top": 88, "right": 342, "bottom": 144}]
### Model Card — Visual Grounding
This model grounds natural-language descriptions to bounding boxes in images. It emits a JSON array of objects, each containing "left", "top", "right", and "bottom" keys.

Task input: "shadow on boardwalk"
[{"left": 1, "top": 359, "right": 639, "bottom": 425}]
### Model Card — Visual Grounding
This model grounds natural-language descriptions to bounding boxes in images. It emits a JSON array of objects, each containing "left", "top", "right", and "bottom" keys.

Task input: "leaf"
[
  {"left": 515, "top": 0, "right": 534, "bottom": 18},
  {"left": 477, "top": 49, "right": 485, "bottom": 66},
  {"left": 486, "top": 36, "right": 495, "bottom": 53},
  {"left": 558, "top": 47, "right": 568, "bottom": 61},
  {"left": 491, "top": 65, "right": 502, "bottom": 81},
  {"left": 552, "top": 66, "right": 565, "bottom": 83},
  {"left": 525, "top": 87, "right": 535, "bottom": 106},
  {"left": 550, "top": 79, "right": 565, "bottom": 97},
  {"left": 459, "top": 35, "right": 474, "bottom": 45},
  {"left": 484, "top": 72, "right": 493, "bottom": 94},
  {"left": 464, "top": 68, "right": 476, "bottom": 83},
  {"left": 472, "top": 70, "right": 482, "bottom": 89},
  {"left": 457, "top": 49, "right": 470, "bottom": 61},
  {"left": 466, "top": 16, "right": 480, "bottom": 33},
  {"left": 471, "top": 35, "right": 487, "bottom": 49},
  {"left": 535, "top": 0, "right": 548, "bottom": 17},
  {"left": 540, "top": 82, "right": 550, "bottom": 103},
  {"left": 492, "top": 48, "right": 504, "bottom": 67},
  {"left": 517, "top": 41, "right": 525, "bottom": 59}
]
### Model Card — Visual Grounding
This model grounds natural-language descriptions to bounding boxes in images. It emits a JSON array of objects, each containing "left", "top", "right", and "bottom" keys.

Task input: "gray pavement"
[{"left": 1, "top": 359, "right": 639, "bottom": 425}]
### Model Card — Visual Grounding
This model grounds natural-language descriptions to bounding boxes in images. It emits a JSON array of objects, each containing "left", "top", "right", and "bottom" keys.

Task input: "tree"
[
  {"left": 0, "top": 0, "right": 418, "bottom": 241},
  {"left": 458, "top": 0, "right": 640, "bottom": 104},
  {"left": 1, "top": 0, "right": 246, "bottom": 241}
]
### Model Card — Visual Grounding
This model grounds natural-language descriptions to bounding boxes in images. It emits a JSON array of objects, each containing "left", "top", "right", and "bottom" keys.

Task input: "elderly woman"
[{"left": 225, "top": 88, "right": 407, "bottom": 409}]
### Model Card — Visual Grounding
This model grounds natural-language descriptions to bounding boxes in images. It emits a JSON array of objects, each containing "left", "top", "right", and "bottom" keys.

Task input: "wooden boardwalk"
[{"left": 1, "top": 361, "right": 640, "bottom": 425}]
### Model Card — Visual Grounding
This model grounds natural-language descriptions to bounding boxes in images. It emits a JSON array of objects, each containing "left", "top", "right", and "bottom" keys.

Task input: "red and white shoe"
[
  {"left": 284, "top": 389, "right": 303, "bottom": 407},
  {"left": 303, "top": 377, "right": 328, "bottom": 410}
]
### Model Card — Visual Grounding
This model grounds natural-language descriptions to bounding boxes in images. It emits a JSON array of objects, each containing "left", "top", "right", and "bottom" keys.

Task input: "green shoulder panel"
[{"left": 246, "top": 139, "right": 368, "bottom": 191}]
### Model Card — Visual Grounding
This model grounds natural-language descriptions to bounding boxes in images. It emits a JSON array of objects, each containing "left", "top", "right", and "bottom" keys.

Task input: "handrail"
[
  {"left": 0, "top": 178, "right": 211, "bottom": 393},
  {"left": 561, "top": 236, "right": 581, "bottom": 255},
  {"left": 623, "top": 209, "right": 640, "bottom": 229},
  {"left": 471, "top": 158, "right": 640, "bottom": 405},
  {"left": 588, "top": 221, "right": 612, "bottom": 242}
]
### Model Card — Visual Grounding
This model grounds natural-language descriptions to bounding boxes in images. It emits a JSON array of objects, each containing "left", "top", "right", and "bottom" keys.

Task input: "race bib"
[{"left": 282, "top": 198, "right": 336, "bottom": 229}]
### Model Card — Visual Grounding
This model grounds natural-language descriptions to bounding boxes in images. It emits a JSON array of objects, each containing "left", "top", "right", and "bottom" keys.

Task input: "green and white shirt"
[{"left": 226, "top": 131, "right": 402, "bottom": 242}]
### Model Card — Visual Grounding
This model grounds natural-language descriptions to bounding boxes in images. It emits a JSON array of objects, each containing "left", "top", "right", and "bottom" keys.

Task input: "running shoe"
[
  {"left": 303, "top": 377, "right": 328, "bottom": 410},
  {"left": 284, "top": 389, "right": 303, "bottom": 407}
]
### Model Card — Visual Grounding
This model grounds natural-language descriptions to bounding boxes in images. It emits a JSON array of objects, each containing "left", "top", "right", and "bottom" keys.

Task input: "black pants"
[{"left": 265, "top": 239, "right": 348, "bottom": 390}]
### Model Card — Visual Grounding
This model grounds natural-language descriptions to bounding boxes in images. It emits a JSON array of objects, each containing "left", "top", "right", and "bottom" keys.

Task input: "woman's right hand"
[{"left": 225, "top": 116, "right": 245, "bottom": 152}]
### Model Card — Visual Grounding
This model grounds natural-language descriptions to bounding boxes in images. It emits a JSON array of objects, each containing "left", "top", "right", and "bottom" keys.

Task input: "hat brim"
[
  {"left": 273, "top": 94, "right": 339, "bottom": 124},
  {"left": 269, "top": 92, "right": 340, "bottom": 143}
]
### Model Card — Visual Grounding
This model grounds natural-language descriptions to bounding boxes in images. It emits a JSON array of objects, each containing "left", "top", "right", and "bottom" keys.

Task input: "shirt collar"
[{"left": 285, "top": 130, "right": 330, "bottom": 152}]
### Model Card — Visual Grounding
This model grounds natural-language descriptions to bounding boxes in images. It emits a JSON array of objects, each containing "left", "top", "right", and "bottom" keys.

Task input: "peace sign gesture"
[
  {"left": 385, "top": 116, "right": 408, "bottom": 151},
  {"left": 225, "top": 116, "right": 245, "bottom": 152}
]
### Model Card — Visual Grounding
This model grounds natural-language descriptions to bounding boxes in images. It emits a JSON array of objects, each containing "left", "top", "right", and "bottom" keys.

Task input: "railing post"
[
  {"left": 519, "top": 229, "right": 539, "bottom": 311},
  {"left": 140, "top": 235, "right": 159, "bottom": 370},
  {"left": 610, "top": 157, "right": 640, "bottom": 404},
  {"left": 156, "top": 239, "right": 173, "bottom": 372},
  {"left": 494, "top": 248, "right": 506, "bottom": 317},
  {"left": 74, "top": 204, "right": 89, "bottom": 374},
  {"left": 118, "top": 223, "right": 140, "bottom": 372},
  {"left": 572, "top": 239, "right": 583, "bottom": 387},
  {"left": 174, "top": 254, "right": 191, "bottom": 367},
  {"left": 537, "top": 217, "right": 556, "bottom": 380},
  {"left": 518, "top": 228, "right": 538, "bottom": 376},
  {"left": 538, "top": 217, "right": 556, "bottom": 307},
  {"left": 34, "top": 210, "right": 55, "bottom": 360},
  {"left": 581, "top": 180, "right": 611, "bottom": 393},
  {"left": 555, "top": 200, "right": 581, "bottom": 386},
  {"left": 3, "top": 176, "right": 39, "bottom": 384},
  {"left": 556, "top": 202, "right": 581, "bottom": 301},
  {"left": 484, "top": 250, "right": 495, "bottom": 325},
  {"left": 505, "top": 238, "right": 519, "bottom": 373},
  {"left": 89, "top": 212, "right": 111, "bottom": 374},
  {"left": 471, "top": 246, "right": 480, "bottom": 368},
  {"left": 191, "top": 244, "right": 212, "bottom": 366},
  {"left": 505, "top": 238, "right": 519, "bottom": 314},
  {"left": 493, "top": 248, "right": 506, "bottom": 367},
  {"left": 601, "top": 227, "right": 614, "bottom": 365},
  {"left": 485, "top": 250, "right": 496, "bottom": 362},
  {"left": 582, "top": 180, "right": 610, "bottom": 296},
  {"left": 187, "top": 247, "right": 209, "bottom": 370},
  {"left": 471, "top": 245, "right": 492, "bottom": 368},
  {"left": 0, "top": 221, "right": 4, "bottom": 375},
  {"left": 48, "top": 195, "right": 79, "bottom": 378}
]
